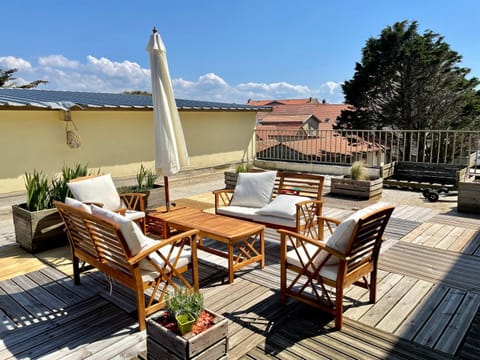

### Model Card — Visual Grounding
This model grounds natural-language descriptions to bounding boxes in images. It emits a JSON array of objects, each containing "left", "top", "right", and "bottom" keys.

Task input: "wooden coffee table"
[{"left": 147, "top": 207, "right": 265, "bottom": 283}]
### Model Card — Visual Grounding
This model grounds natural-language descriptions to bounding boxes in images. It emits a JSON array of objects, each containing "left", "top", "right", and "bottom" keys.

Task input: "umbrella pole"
[{"left": 164, "top": 176, "right": 171, "bottom": 212}]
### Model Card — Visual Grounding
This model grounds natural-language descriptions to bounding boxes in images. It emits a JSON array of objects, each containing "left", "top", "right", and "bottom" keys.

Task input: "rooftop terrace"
[{"left": 0, "top": 173, "right": 479, "bottom": 359}]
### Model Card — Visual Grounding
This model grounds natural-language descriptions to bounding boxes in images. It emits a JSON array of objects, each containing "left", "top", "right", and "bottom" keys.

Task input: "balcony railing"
[{"left": 255, "top": 128, "right": 480, "bottom": 168}]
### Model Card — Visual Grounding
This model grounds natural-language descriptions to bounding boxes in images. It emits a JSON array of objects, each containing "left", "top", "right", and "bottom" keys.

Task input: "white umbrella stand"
[{"left": 147, "top": 27, "right": 189, "bottom": 211}]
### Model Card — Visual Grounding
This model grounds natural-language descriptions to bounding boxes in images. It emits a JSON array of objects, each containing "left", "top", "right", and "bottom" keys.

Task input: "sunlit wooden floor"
[{"left": 1, "top": 193, "right": 480, "bottom": 359}]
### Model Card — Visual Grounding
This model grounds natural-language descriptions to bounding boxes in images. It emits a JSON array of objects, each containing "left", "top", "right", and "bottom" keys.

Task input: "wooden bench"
[
  {"left": 213, "top": 171, "right": 324, "bottom": 239},
  {"left": 55, "top": 201, "right": 199, "bottom": 331}
]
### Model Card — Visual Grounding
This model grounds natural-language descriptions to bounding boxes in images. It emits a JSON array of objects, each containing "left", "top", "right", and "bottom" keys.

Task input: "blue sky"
[{"left": 1, "top": 0, "right": 479, "bottom": 104}]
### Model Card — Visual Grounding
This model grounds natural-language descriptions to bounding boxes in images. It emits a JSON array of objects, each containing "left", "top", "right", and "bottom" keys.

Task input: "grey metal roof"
[{"left": 0, "top": 88, "right": 271, "bottom": 112}]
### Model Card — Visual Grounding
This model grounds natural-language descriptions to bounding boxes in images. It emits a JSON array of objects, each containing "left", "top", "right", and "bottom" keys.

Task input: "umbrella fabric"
[{"left": 147, "top": 29, "right": 189, "bottom": 177}]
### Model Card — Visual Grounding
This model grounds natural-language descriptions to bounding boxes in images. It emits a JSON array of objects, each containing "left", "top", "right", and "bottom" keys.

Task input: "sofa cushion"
[
  {"left": 67, "top": 174, "right": 122, "bottom": 211},
  {"left": 254, "top": 214, "right": 297, "bottom": 228},
  {"left": 230, "top": 171, "right": 276, "bottom": 208},
  {"left": 91, "top": 205, "right": 148, "bottom": 255},
  {"left": 65, "top": 197, "right": 92, "bottom": 214},
  {"left": 216, "top": 206, "right": 257, "bottom": 220},
  {"left": 255, "top": 194, "right": 310, "bottom": 219}
]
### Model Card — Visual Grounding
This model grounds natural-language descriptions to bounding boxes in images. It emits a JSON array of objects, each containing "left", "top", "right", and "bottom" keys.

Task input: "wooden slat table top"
[{"left": 151, "top": 207, "right": 265, "bottom": 242}]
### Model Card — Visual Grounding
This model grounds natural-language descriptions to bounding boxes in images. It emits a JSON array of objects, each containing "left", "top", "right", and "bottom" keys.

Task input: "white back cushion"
[
  {"left": 67, "top": 174, "right": 122, "bottom": 211},
  {"left": 326, "top": 202, "right": 391, "bottom": 253},
  {"left": 230, "top": 171, "right": 276, "bottom": 208},
  {"left": 255, "top": 194, "right": 310, "bottom": 219},
  {"left": 64, "top": 197, "right": 92, "bottom": 214},
  {"left": 91, "top": 205, "right": 148, "bottom": 255}
]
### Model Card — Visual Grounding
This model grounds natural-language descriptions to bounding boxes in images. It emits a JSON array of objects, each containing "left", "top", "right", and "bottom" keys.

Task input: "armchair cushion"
[
  {"left": 326, "top": 202, "right": 391, "bottom": 253},
  {"left": 67, "top": 174, "right": 122, "bottom": 211},
  {"left": 286, "top": 202, "right": 392, "bottom": 270},
  {"left": 255, "top": 194, "right": 310, "bottom": 219},
  {"left": 230, "top": 171, "right": 276, "bottom": 208}
]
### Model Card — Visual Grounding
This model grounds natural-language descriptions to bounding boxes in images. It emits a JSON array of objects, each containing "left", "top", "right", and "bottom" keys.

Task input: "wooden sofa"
[
  {"left": 214, "top": 171, "right": 324, "bottom": 239},
  {"left": 55, "top": 201, "right": 199, "bottom": 331}
]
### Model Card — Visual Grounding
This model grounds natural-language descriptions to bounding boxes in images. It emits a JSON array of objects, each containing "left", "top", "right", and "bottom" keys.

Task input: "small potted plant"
[
  {"left": 146, "top": 287, "right": 228, "bottom": 359},
  {"left": 117, "top": 164, "right": 164, "bottom": 209},
  {"left": 166, "top": 287, "right": 204, "bottom": 335}
]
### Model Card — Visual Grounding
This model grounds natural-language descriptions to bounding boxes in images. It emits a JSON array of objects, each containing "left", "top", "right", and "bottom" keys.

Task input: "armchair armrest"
[
  {"left": 120, "top": 192, "right": 147, "bottom": 212},
  {"left": 278, "top": 228, "right": 345, "bottom": 260},
  {"left": 213, "top": 189, "right": 234, "bottom": 212}
]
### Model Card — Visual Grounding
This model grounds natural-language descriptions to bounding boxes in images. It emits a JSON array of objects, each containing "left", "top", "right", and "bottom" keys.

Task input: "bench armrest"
[
  {"left": 213, "top": 189, "right": 234, "bottom": 211},
  {"left": 295, "top": 199, "right": 323, "bottom": 239}
]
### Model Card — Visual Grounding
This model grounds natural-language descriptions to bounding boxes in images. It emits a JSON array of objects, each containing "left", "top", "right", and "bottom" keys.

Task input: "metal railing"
[{"left": 255, "top": 128, "right": 480, "bottom": 168}]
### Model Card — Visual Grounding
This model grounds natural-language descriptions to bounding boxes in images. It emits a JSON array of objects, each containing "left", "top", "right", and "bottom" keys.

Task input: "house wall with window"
[{"left": 0, "top": 109, "right": 257, "bottom": 194}]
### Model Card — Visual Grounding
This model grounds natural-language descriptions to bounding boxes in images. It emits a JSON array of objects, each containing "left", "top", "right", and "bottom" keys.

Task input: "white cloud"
[
  {"left": 2, "top": 54, "right": 345, "bottom": 103},
  {"left": 38, "top": 55, "right": 80, "bottom": 69},
  {"left": 0, "top": 56, "right": 32, "bottom": 71}
]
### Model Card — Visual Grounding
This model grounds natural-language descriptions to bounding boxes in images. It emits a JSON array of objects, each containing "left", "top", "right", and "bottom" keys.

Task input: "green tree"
[
  {"left": 339, "top": 20, "right": 480, "bottom": 131},
  {"left": 0, "top": 68, "right": 48, "bottom": 88}
]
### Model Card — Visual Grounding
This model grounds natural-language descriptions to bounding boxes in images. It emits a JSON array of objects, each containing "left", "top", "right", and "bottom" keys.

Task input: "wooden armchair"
[
  {"left": 67, "top": 173, "right": 147, "bottom": 233},
  {"left": 279, "top": 203, "right": 394, "bottom": 329}
]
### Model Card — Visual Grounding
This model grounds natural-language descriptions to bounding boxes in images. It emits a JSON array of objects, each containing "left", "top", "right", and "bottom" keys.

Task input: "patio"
[{"left": 1, "top": 173, "right": 479, "bottom": 359}]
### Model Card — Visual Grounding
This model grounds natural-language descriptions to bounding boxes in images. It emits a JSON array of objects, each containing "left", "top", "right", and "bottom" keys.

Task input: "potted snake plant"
[
  {"left": 12, "top": 164, "right": 88, "bottom": 252},
  {"left": 117, "top": 164, "right": 165, "bottom": 210}
]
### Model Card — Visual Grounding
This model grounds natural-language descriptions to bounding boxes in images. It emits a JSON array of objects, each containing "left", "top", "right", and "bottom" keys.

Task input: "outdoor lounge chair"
[
  {"left": 279, "top": 203, "right": 395, "bottom": 329},
  {"left": 67, "top": 173, "right": 147, "bottom": 233}
]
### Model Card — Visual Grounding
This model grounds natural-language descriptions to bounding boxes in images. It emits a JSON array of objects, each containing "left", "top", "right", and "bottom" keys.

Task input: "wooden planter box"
[
  {"left": 147, "top": 309, "right": 228, "bottom": 360},
  {"left": 12, "top": 204, "right": 67, "bottom": 253},
  {"left": 118, "top": 185, "right": 166, "bottom": 210},
  {"left": 330, "top": 177, "right": 383, "bottom": 200},
  {"left": 457, "top": 181, "right": 480, "bottom": 213},
  {"left": 141, "top": 185, "right": 166, "bottom": 210}
]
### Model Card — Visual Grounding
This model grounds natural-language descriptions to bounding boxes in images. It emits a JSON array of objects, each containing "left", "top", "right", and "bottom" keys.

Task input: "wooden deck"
[{"left": 1, "top": 198, "right": 480, "bottom": 359}]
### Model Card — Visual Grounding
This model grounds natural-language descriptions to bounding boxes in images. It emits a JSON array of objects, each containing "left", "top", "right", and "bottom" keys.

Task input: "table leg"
[
  {"left": 228, "top": 243, "right": 234, "bottom": 284},
  {"left": 260, "top": 230, "right": 265, "bottom": 269}
]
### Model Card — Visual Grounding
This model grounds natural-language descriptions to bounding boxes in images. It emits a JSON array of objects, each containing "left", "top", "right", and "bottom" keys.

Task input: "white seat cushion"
[
  {"left": 286, "top": 241, "right": 327, "bottom": 272},
  {"left": 67, "top": 174, "right": 122, "bottom": 211},
  {"left": 230, "top": 171, "right": 276, "bottom": 208},
  {"left": 125, "top": 209, "right": 145, "bottom": 221},
  {"left": 139, "top": 238, "right": 192, "bottom": 280},
  {"left": 255, "top": 194, "right": 310, "bottom": 219},
  {"left": 64, "top": 197, "right": 92, "bottom": 214},
  {"left": 216, "top": 206, "right": 257, "bottom": 220}
]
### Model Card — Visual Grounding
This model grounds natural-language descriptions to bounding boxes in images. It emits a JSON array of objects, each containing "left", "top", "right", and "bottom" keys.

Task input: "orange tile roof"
[
  {"left": 260, "top": 114, "right": 316, "bottom": 124},
  {"left": 256, "top": 103, "right": 352, "bottom": 122},
  {"left": 256, "top": 131, "right": 383, "bottom": 156}
]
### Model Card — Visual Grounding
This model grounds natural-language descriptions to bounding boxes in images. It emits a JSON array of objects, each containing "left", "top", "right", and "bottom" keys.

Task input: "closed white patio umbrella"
[{"left": 146, "top": 27, "right": 189, "bottom": 211}]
